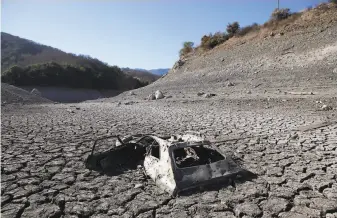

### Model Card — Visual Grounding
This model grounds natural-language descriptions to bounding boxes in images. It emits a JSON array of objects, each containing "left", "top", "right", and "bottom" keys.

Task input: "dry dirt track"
[{"left": 1, "top": 94, "right": 337, "bottom": 218}]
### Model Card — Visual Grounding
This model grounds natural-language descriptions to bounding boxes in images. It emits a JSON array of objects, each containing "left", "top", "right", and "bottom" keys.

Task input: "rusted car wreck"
[{"left": 86, "top": 134, "right": 245, "bottom": 196}]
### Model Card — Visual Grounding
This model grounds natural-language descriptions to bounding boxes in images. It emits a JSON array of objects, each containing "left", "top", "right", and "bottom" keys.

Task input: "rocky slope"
[{"left": 130, "top": 4, "right": 337, "bottom": 99}]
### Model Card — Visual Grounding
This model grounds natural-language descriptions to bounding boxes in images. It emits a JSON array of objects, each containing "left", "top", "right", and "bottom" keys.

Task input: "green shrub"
[
  {"left": 179, "top": 41, "right": 194, "bottom": 57},
  {"left": 237, "top": 23, "right": 260, "bottom": 36},
  {"left": 200, "top": 32, "right": 229, "bottom": 50},
  {"left": 271, "top": 8, "right": 291, "bottom": 21},
  {"left": 226, "top": 22, "right": 240, "bottom": 36}
]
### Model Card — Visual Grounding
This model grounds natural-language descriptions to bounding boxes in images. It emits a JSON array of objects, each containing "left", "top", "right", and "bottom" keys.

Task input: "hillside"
[
  {"left": 122, "top": 68, "right": 161, "bottom": 84},
  {"left": 1, "top": 32, "right": 96, "bottom": 72},
  {"left": 148, "top": 68, "right": 170, "bottom": 75},
  {"left": 1, "top": 32, "right": 158, "bottom": 85},
  {"left": 130, "top": 3, "right": 337, "bottom": 99}
]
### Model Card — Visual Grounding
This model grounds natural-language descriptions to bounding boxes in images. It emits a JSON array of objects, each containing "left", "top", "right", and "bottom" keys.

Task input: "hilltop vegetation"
[
  {"left": 1, "top": 62, "right": 146, "bottom": 90},
  {"left": 179, "top": 2, "right": 337, "bottom": 57},
  {"left": 1, "top": 32, "right": 155, "bottom": 89}
]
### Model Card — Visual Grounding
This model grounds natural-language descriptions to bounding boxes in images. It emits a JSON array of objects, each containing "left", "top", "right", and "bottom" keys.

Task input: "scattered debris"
[
  {"left": 290, "top": 133, "right": 299, "bottom": 140},
  {"left": 85, "top": 134, "right": 246, "bottom": 196},
  {"left": 155, "top": 90, "right": 164, "bottom": 99},
  {"left": 227, "top": 82, "right": 235, "bottom": 87},
  {"left": 124, "top": 101, "right": 134, "bottom": 105},
  {"left": 285, "top": 91, "right": 314, "bottom": 95},
  {"left": 203, "top": 93, "right": 216, "bottom": 98}
]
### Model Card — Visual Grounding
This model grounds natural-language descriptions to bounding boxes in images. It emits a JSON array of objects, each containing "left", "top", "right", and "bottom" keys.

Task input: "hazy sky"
[{"left": 1, "top": 0, "right": 326, "bottom": 69}]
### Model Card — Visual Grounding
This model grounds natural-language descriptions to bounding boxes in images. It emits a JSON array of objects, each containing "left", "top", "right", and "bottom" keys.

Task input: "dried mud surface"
[{"left": 2, "top": 95, "right": 337, "bottom": 218}]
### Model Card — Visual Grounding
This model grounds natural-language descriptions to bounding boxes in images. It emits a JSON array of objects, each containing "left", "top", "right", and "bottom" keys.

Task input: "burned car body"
[{"left": 86, "top": 134, "right": 245, "bottom": 195}]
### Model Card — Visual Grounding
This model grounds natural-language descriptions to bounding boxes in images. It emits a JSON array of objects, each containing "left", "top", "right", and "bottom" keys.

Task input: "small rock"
[
  {"left": 134, "top": 184, "right": 144, "bottom": 189},
  {"left": 270, "top": 31, "right": 275, "bottom": 37},
  {"left": 203, "top": 93, "right": 216, "bottom": 98},
  {"left": 333, "top": 68, "right": 337, "bottom": 74},
  {"left": 165, "top": 95, "right": 172, "bottom": 99},
  {"left": 197, "top": 92, "right": 205, "bottom": 96},
  {"left": 247, "top": 90, "right": 252, "bottom": 94},
  {"left": 130, "top": 91, "right": 135, "bottom": 95},
  {"left": 290, "top": 133, "right": 299, "bottom": 140},
  {"left": 322, "top": 105, "right": 333, "bottom": 111},
  {"left": 66, "top": 109, "right": 74, "bottom": 113},
  {"left": 227, "top": 82, "right": 235, "bottom": 87},
  {"left": 155, "top": 90, "right": 164, "bottom": 99}
]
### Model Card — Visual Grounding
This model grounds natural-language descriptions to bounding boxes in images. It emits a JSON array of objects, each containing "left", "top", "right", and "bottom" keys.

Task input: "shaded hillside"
[
  {"left": 1, "top": 32, "right": 150, "bottom": 90},
  {"left": 1, "top": 62, "right": 145, "bottom": 90},
  {"left": 122, "top": 68, "right": 160, "bottom": 84}
]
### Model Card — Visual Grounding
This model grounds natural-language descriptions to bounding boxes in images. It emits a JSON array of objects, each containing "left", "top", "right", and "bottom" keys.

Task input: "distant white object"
[
  {"left": 31, "top": 88, "right": 41, "bottom": 96},
  {"left": 322, "top": 105, "right": 333, "bottom": 111},
  {"left": 155, "top": 90, "right": 164, "bottom": 99}
]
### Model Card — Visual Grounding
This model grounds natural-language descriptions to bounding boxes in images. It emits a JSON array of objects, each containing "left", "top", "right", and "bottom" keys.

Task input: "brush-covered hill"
[
  {"left": 133, "top": 3, "right": 337, "bottom": 99},
  {"left": 1, "top": 32, "right": 155, "bottom": 90}
]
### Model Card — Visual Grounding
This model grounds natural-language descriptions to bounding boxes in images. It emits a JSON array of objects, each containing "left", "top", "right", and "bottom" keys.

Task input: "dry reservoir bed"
[{"left": 1, "top": 98, "right": 337, "bottom": 218}]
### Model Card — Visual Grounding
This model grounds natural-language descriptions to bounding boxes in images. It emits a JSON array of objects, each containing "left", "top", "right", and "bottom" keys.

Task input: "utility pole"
[{"left": 278, "top": 0, "right": 280, "bottom": 9}]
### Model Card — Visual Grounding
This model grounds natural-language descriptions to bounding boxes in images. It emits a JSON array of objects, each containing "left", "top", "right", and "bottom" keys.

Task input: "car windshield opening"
[{"left": 173, "top": 145, "right": 225, "bottom": 168}]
